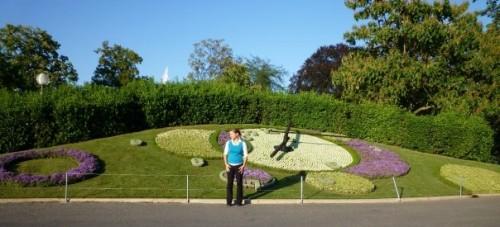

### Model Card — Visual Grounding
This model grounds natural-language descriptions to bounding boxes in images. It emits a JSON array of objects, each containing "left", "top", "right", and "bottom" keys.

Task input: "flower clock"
[
  {"left": 0, "top": 148, "right": 100, "bottom": 186},
  {"left": 220, "top": 129, "right": 353, "bottom": 171}
]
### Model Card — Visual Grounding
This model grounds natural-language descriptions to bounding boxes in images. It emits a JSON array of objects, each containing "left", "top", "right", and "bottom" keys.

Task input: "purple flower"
[
  {"left": 242, "top": 168, "right": 273, "bottom": 183},
  {"left": 344, "top": 139, "right": 410, "bottom": 179},
  {"left": 0, "top": 148, "right": 100, "bottom": 186},
  {"left": 218, "top": 131, "right": 230, "bottom": 149},
  {"left": 222, "top": 167, "right": 273, "bottom": 184}
]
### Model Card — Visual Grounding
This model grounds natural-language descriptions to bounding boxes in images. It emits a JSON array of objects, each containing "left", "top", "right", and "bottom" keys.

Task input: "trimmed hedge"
[{"left": 0, "top": 81, "right": 494, "bottom": 162}]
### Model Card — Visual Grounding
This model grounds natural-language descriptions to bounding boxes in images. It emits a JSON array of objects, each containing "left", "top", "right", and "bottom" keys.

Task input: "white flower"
[
  {"left": 156, "top": 129, "right": 219, "bottom": 158},
  {"left": 243, "top": 129, "right": 353, "bottom": 171}
]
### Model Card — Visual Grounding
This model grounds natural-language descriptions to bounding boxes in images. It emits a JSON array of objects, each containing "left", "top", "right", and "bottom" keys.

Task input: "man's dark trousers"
[{"left": 226, "top": 164, "right": 243, "bottom": 205}]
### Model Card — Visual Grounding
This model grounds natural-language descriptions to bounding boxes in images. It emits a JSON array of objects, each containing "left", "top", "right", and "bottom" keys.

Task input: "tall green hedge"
[{"left": 0, "top": 81, "right": 494, "bottom": 162}]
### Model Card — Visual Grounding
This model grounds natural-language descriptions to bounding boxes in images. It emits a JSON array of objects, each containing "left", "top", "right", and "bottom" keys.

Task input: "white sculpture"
[{"left": 161, "top": 66, "right": 169, "bottom": 83}]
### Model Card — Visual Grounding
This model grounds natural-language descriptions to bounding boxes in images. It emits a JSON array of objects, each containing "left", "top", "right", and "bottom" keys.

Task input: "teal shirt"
[{"left": 224, "top": 139, "right": 248, "bottom": 166}]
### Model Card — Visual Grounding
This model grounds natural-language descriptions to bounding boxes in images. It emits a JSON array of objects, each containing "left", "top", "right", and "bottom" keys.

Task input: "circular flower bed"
[
  {"left": 156, "top": 129, "right": 220, "bottom": 158},
  {"left": 440, "top": 164, "right": 500, "bottom": 193},
  {"left": 0, "top": 148, "right": 100, "bottom": 186},
  {"left": 344, "top": 139, "right": 410, "bottom": 179},
  {"left": 306, "top": 171, "right": 375, "bottom": 194},
  {"left": 240, "top": 129, "right": 353, "bottom": 171},
  {"left": 219, "top": 167, "right": 276, "bottom": 190}
]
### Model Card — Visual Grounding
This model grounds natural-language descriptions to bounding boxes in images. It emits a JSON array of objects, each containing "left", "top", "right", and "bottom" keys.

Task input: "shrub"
[{"left": 0, "top": 81, "right": 493, "bottom": 162}]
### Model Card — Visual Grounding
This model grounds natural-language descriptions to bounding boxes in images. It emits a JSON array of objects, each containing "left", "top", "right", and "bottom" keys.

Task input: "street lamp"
[{"left": 36, "top": 73, "right": 49, "bottom": 94}]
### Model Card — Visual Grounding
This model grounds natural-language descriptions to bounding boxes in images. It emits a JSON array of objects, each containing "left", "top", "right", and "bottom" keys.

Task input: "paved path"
[{"left": 1, "top": 197, "right": 499, "bottom": 227}]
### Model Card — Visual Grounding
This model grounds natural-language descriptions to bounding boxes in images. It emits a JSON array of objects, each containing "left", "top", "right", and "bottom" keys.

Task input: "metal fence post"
[
  {"left": 392, "top": 176, "right": 400, "bottom": 200},
  {"left": 186, "top": 175, "right": 189, "bottom": 204},
  {"left": 300, "top": 175, "right": 304, "bottom": 205},
  {"left": 460, "top": 176, "right": 463, "bottom": 198},
  {"left": 64, "top": 172, "right": 69, "bottom": 203}
]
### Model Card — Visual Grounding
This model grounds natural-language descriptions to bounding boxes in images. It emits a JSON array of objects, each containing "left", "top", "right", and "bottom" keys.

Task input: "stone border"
[{"left": 1, "top": 194, "right": 499, "bottom": 204}]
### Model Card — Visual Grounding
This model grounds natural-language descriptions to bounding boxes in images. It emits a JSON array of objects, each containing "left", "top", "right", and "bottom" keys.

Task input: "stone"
[
  {"left": 130, "top": 139, "right": 144, "bottom": 146},
  {"left": 191, "top": 157, "right": 205, "bottom": 167}
]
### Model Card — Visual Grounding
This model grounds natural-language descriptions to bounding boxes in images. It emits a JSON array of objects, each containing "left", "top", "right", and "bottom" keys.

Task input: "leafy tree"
[
  {"left": 335, "top": 0, "right": 487, "bottom": 114},
  {"left": 337, "top": 0, "right": 500, "bottom": 161},
  {"left": 474, "top": 0, "right": 499, "bottom": 29},
  {"left": 217, "top": 59, "right": 251, "bottom": 87},
  {"left": 0, "top": 24, "right": 77, "bottom": 91},
  {"left": 187, "top": 39, "right": 233, "bottom": 81},
  {"left": 92, "top": 41, "right": 143, "bottom": 87},
  {"left": 289, "top": 43, "right": 351, "bottom": 95},
  {"left": 246, "top": 56, "right": 286, "bottom": 91}
]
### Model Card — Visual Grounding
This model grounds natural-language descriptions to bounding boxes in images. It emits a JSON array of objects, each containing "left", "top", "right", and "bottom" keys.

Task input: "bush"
[
  {"left": 0, "top": 85, "right": 147, "bottom": 152},
  {"left": 0, "top": 81, "right": 494, "bottom": 162}
]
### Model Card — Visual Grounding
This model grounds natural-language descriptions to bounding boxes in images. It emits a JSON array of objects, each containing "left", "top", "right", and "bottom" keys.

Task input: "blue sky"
[{"left": 0, "top": 0, "right": 490, "bottom": 86}]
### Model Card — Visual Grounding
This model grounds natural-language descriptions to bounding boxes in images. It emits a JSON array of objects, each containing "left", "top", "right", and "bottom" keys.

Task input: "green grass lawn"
[
  {"left": 1, "top": 124, "right": 499, "bottom": 199},
  {"left": 10, "top": 157, "right": 79, "bottom": 175}
]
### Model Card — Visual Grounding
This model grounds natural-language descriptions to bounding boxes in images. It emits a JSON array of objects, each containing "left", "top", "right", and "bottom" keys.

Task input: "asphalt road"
[{"left": 1, "top": 197, "right": 499, "bottom": 227}]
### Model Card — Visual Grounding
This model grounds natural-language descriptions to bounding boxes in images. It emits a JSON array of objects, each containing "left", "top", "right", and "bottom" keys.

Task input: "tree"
[
  {"left": 217, "top": 59, "right": 251, "bottom": 87},
  {"left": 289, "top": 44, "right": 351, "bottom": 95},
  {"left": 187, "top": 39, "right": 233, "bottom": 81},
  {"left": 0, "top": 24, "right": 77, "bottom": 91},
  {"left": 335, "top": 0, "right": 488, "bottom": 114},
  {"left": 246, "top": 56, "right": 286, "bottom": 91},
  {"left": 474, "top": 0, "right": 499, "bottom": 29},
  {"left": 92, "top": 41, "right": 143, "bottom": 87},
  {"left": 336, "top": 0, "right": 499, "bottom": 162}
]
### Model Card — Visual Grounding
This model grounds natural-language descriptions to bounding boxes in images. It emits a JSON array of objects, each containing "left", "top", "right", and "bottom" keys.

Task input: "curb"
[{"left": 1, "top": 194, "right": 500, "bottom": 204}]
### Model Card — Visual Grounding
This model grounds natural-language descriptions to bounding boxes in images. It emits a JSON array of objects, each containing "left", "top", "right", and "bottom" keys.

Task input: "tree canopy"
[
  {"left": 92, "top": 41, "right": 143, "bottom": 87},
  {"left": 187, "top": 39, "right": 233, "bottom": 81},
  {"left": 0, "top": 24, "right": 77, "bottom": 91},
  {"left": 187, "top": 39, "right": 286, "bottom": 91},
  {"left": 289, "top": 43, "right": 352, "bottom": 95},
  {"left": 334, "top": 0, "right": 498, "bottom": 115}
]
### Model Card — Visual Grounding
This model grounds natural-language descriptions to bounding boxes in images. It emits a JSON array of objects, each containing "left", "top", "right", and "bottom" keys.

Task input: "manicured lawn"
[
  {"left": 1, "top": 124, "right": 499, "bottom": 199},
  {"left": 10, "top": 157, "right": 79, "bottom": 175}
]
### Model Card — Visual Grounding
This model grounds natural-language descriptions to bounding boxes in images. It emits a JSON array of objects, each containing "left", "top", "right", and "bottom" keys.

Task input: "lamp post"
[{"left": 36, "top": 73, "right": 49, "bottom": 94}]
